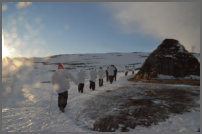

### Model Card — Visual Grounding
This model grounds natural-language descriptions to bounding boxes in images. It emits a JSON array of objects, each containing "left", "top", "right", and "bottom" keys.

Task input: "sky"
[{"left": 2, "top": 2, "right": 200, "bottom": 58}]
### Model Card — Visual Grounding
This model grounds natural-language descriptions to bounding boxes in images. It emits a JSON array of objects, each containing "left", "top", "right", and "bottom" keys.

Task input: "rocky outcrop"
[{"left": 135, "top": 39, "right": 200, "bottom": 80}]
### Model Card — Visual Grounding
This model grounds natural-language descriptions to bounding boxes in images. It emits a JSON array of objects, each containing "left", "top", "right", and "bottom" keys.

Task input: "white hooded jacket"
[
  {"left": 97, "top": 68, "right": 105, "bottom": 79},
  {"left": 77, "top": 69, "right": 86, "bottom": 84},
  {"left": 89, "top": 69, "right": 97, "bottom": 82},
  {"left": 52, "top": 69, "right": 78, "bottom": 94},
  {"left": 132, "top": 66, "right": 135, "bottom": 71},
  {"left": 107, "top": 66, "right": 115, "bottom": 76}
]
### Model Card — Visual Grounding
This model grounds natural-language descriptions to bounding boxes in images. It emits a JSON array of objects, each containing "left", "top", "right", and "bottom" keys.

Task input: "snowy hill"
[
  {"left": 31, "top": 52, "right": 149, "bottom": 71},
  {"left": 2, "top": 52, "right": 200, "bottom": 132}
]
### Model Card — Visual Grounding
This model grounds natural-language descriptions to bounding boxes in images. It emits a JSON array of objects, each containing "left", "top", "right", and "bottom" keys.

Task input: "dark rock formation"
[{"left": 135, "top": 39, "right": 200, "bottom": 80}]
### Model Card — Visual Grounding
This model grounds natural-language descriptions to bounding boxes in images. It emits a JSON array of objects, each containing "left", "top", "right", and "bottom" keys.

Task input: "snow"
[
  {"left": 184, "top": 75, "right": 200, "bottom": 80},
  {"left": 177, "top": 43, "right": 185, "bottom": 53},
  {"left": 134, "top": 110, "right": 200, "bottom": 133},
  {"left": 192, "top": 53, "right": 200, "bottom": 62},
  {"left": 157, "top": 74, "right": 200, "bottom": 80},
  {"left": 157, "top": 74, "right": 176, "bottom": 80},
  {"left": 2, "top": 52, "right": 200, "bottom": 132}
]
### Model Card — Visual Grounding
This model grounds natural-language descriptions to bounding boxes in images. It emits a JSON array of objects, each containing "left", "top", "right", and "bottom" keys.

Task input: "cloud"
[
  {"left": 2, "top": 5, "right": 8, "bottom": 12},
  {"left": 105, "top": 2, "right": 200, "bottom": 53},
  {"left": 17, "top": 2, "right": 32, "bottom": 9}
]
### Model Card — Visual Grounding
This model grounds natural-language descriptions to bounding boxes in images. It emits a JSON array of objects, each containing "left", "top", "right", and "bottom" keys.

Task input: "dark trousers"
[
  {"left": 114, "top": 73, "right": 117, "bottom": 81},
  {"left": 106, "top": 75, "right": 109, "bottom": 81},
  {"left": 78, "top": 83, "right": 84, "bottom": 93},
  {"left": 58, "top": 91, "right": 68, "bottom": 112},
  {"left": 125, "top": 72, "right": 128, "bottom": 76},
  {"left": 132, "top": 71, "right": 134, "bottom": 74},
  {"left": 109, "top": 76, "right": 114, "bottom": 84},
  {"left": 89, "top": 81, "right": 95, "bottom": 91},
  {"left": 99, "top": 79, "right": 103, "bottom": 87}
]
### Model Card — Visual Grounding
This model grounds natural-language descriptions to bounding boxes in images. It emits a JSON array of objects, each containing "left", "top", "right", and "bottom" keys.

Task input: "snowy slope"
[{"left": 2, "top": 52, "right": 200, "bottom": 132}]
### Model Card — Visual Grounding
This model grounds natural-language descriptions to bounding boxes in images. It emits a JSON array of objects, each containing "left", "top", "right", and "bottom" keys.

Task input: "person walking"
[
  {"left": 105, "top": 67, "right": 109, "bottom": 82},
  {"left": 77, "top": 69, "right": 85, "bottom": 93},
  {"left": 132, "top": 65, "right": 135, "bottom": 74},
  {"left": 125, "top": 66, "right": 129, "bottom": 76},
  {"left": 89, "top": 68, "right": 97, "bottom": 91},
  {"left": 107, "top": 65, "right": 115, "bottom": 84},
  {"left": 112, "top": 65, "right": 117, "bottom": 81},
  {"left": 51, "top": 64, "right": 78, "bottom": 113},
  {"left": 97, "top": 67, "right": 105, "bottom": 87}
]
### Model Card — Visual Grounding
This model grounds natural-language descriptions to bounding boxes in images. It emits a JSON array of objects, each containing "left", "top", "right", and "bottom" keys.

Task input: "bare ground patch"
[{"left": 86, "top": 85, "right": 200, "bottom": 132}]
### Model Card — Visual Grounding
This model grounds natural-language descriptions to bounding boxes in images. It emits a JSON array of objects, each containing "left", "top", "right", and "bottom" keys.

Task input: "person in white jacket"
[
  {"left": 107, "top": 65, "right": 115, "bottom": 84},
  {"left": 97, "top": 67, "right": 105, "bottom": 87},
  {"left": 89, "top": 68, "right": 97, "bottom": 91},
  {"left": 52, "top": 64, "right": 78, "bottom": 113},
  {"left": 77, "top": 69, "right": 85, "bottom": 93},
  {"left": 125, "top": 66, "right": 129, "bottom": 76}
]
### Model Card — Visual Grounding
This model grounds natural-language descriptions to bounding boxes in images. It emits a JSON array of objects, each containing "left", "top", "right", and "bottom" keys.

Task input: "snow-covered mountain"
[{"left": 2, "top": 52, "right": 200, "bottom": 132}]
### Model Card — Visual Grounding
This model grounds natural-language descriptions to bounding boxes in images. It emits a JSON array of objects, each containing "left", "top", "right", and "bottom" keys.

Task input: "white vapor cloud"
[
  {"left": 105, "top": 2, "right": 200, "bottom": 53},
  {"left": 2, "top": 5, "right": 8, "bottom": 12},
  {"left": 17, "top": 2, "right": 32, "bottom": 9},
  {"left": 3, "top": 15, "right": 47, "bottom": 58}
]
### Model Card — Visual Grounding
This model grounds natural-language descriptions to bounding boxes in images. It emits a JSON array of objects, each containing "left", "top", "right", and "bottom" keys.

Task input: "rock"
[{"left": 135, "top": 39, "right": 200, "bottom": 80}]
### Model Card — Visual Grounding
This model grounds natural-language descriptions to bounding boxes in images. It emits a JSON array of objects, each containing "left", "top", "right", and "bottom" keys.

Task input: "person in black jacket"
[
  {"left": 125, "top": 66, "right": 129, "bottom": 76},
  {"left": 112, "top": 65, "right": 117, "bottom": 81}
]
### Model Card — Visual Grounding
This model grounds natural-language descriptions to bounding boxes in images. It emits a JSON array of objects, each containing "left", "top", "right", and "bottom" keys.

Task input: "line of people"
[{"left": 51, "top": 64, "right": 118, "bottom": 112}]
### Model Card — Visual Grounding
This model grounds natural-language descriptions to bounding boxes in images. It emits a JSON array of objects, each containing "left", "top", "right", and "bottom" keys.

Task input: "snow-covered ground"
[
  {"left": 156, "top": 74, "right": 200, "bottom": 80},
  {"left": 2, "top": 52, "right": 200, "bottom": 132}
]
